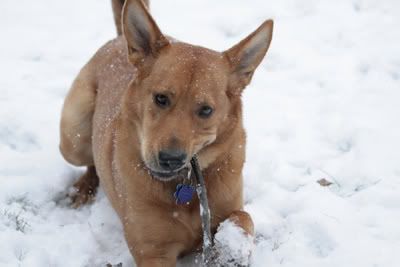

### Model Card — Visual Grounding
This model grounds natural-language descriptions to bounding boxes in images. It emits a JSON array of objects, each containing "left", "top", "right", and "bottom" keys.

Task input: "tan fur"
[{"left": 60, "top": 0, "right": 273, "bottom": 265}]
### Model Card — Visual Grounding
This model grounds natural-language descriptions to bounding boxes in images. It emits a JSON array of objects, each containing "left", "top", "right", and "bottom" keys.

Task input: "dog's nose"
[{"left": 158, "top": 150, "right": 187, "bottom": 171}]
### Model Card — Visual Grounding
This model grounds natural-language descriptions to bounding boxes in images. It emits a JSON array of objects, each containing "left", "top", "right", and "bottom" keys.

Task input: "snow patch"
[{"left": 214, "top": 220, "right": 254, "bottom": 266}]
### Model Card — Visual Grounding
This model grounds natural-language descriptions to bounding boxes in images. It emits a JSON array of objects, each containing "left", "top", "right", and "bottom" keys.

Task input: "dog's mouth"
[{"left": 147, "top": 166, "right": 190, "bottom": 181}]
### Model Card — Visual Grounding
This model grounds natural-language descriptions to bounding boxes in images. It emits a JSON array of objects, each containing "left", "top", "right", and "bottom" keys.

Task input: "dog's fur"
[{"left": 60, "top": 0, "right": 273, "bottom": 266}]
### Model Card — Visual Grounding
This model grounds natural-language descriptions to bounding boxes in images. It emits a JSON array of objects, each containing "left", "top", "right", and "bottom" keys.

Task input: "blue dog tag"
[{"left": 174, "top": 184, "right": 195, "bottom": 204}]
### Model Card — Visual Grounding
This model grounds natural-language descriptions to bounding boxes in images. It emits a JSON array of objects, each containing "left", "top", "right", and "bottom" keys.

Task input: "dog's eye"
[
  {"left": 154, "top": 94, "right": 170, "bottom": 108},
  {"left": 198, "top": 105, "right": 213, "bottom": 118}
]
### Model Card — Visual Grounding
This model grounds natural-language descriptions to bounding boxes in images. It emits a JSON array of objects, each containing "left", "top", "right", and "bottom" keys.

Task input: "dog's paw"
[
  {"left": 68, "top": 179, "right": 96, "bottom": 209},
  {"left": 68, "top": 168, "right": 99, "bottom": 208},
  {"left": 212, "top": 220, "right": 254, "bottom": 267}
]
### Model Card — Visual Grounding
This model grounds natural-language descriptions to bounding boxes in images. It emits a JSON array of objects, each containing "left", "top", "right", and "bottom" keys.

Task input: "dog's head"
[{"left": 122, "top": 0, "right": 273, "bottom": 180}]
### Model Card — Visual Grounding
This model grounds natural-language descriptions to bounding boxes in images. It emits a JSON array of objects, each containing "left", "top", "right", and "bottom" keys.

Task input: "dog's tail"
[{"left": 112, "top": 0, "right": 150, "bottom": 36}]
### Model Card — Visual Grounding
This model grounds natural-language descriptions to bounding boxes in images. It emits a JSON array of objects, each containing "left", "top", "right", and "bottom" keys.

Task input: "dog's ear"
[
  {"left": 224, "top": 20, "right": 273, "bottom": 96},
  {"left": 122, "top": 0, "right": 169, "bottom": 68}
]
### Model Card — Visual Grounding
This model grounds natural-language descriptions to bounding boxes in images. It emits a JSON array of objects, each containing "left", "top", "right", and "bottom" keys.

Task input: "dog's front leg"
[
  {"left": 226, "top": 210, "right": 254, "bottom": 236},
  {"left": 127, "top": 240, "right": 179, "bottom": 267},
  {"left": 123, "top": 225, "right": 179, "bottom": 267},
  {"left": 213, "top": 210, "right": 254, "bottom": 266},
  {"left": 134, "top": 257, "right": 177, "bottom": 267}
]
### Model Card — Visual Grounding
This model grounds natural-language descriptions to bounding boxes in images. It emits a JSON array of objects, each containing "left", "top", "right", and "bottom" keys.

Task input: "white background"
[{"left": 0, "top": 0, "right": 399, "bottom": 266}]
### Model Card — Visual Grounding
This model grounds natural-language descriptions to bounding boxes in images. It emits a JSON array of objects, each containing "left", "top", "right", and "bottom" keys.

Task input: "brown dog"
[{"left": 60, "top": 0, "right": 273, "bottom": 265}]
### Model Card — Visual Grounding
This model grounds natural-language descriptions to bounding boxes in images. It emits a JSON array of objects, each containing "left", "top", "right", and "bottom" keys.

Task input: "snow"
[
  {"left": 214, "top": 220, "right": 254, "bottom": 266},
  {"left": 1, "top": 0, "right": 400, "bottom": 266}
]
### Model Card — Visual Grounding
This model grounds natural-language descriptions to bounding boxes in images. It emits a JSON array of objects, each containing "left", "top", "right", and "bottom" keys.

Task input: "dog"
[{"left": 59, "top": 0, "right": 273, "bottom": 265}]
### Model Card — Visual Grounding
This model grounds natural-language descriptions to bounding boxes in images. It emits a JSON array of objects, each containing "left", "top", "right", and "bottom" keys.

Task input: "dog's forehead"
[
  {"left": 149, "top": 43, "right": 229, "bottom": 97},
  {"left": 153, "top": 43, "right": 228, "bottom": 85}
]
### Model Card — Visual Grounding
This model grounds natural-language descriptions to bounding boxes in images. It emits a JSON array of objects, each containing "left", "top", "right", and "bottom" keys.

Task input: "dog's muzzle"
[
  {"left": 148, "top": 166, "right": 190, "bottom": 181},
  {"left": 158, "top": 149, "right": 187, "bottom": 171}
]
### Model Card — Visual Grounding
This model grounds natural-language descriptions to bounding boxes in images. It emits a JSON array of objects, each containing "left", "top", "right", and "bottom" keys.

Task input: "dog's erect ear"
[
  {"left": 122, "top": 0, "right": 168, "bottom": 66},
  {"left": 224, "top": 20, "right": 273, "bottom": 96}
]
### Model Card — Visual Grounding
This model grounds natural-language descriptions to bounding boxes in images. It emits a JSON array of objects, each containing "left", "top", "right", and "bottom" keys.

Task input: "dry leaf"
[{"left": 317, "top": 178, "right": 333, "bottom": 187}]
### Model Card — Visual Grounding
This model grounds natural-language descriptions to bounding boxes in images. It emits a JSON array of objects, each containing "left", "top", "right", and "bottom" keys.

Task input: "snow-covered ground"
[{"left": 1, "top": 0, "right": 400, "bottom": 266}]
